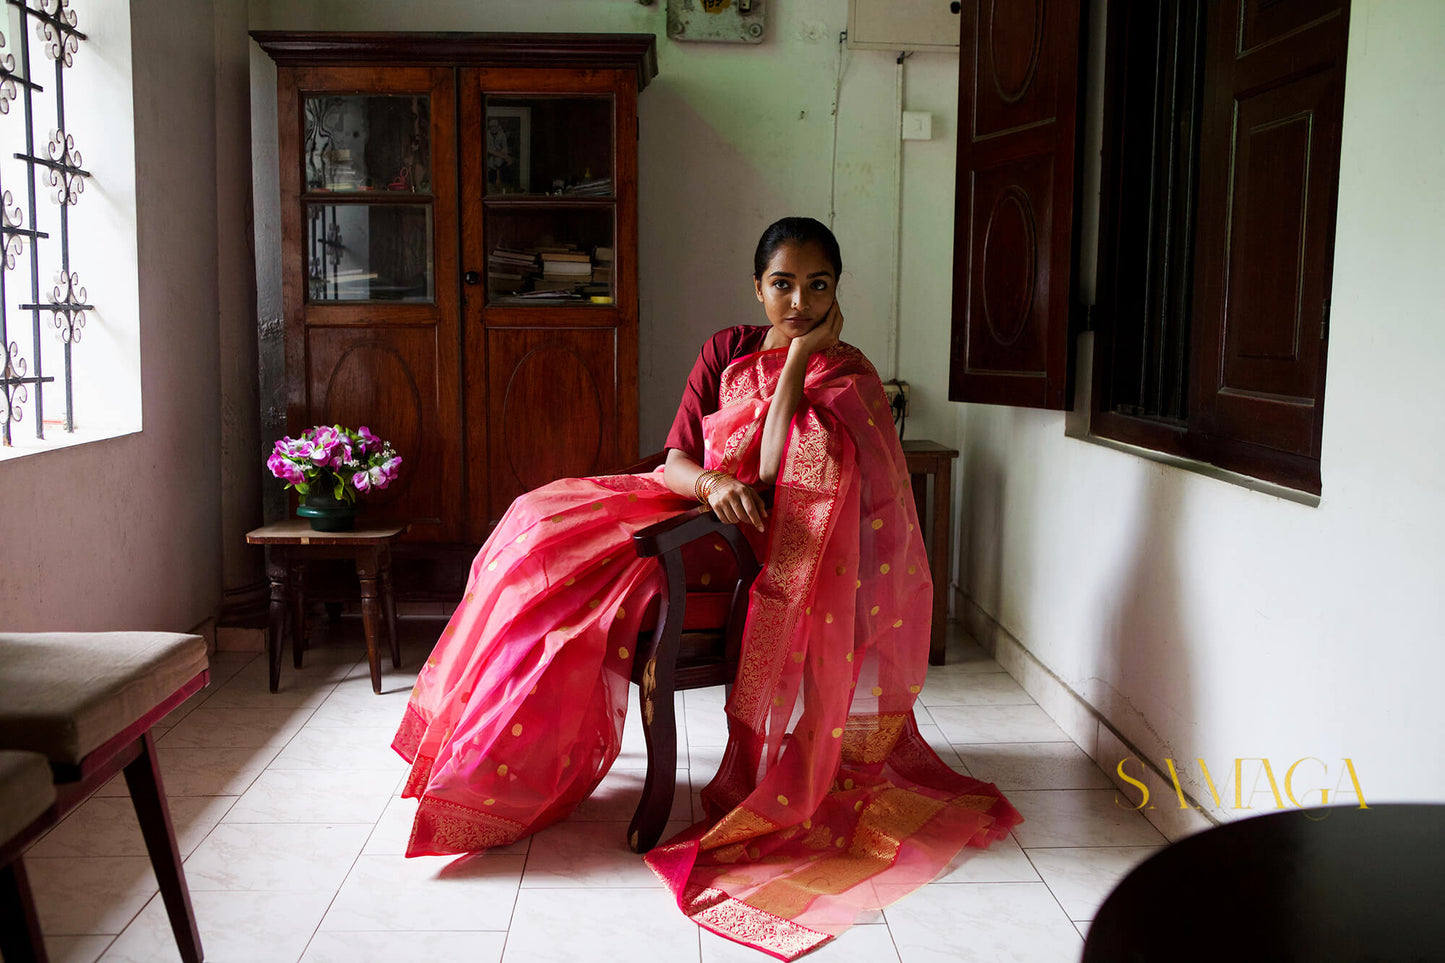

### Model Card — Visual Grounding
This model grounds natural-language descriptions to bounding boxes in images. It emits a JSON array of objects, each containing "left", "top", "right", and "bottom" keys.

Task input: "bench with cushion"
[{"left": 0, "top": 632, "right": 210, "bottom": 963}]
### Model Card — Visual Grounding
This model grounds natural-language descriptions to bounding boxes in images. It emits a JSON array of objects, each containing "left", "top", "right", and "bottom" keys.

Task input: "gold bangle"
[{"left": 695, "top": 469, "right": 727, "bottom": 505}]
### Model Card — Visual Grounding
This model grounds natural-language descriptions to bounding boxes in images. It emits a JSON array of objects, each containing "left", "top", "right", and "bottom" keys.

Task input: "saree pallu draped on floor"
[{"left": 393, "top": 343, "right": 1021, "bottom": 959}]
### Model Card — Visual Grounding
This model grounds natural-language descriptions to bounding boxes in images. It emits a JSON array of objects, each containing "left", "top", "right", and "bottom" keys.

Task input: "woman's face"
[{"left": 754, "top": 241, "right": 837, "bottom": 343}]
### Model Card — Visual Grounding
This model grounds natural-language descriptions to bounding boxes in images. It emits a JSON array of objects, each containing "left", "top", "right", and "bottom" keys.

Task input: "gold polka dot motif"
[
  {"left": 870, "top": 605, "right": 880, "bottom": 616},
  {"left": 564, "top": 577, "right": 576, "bottom": 586},
  {"left": 618, "top": 647, "right": 630, "bottom": 660},
  {"left": 777, "top": 794, "right": 789, "bottom": 807},
  {"left": 511, "top": 723, "right": 523, "bottom": 736},
  {"left": 484, "top": 798, "right": 496, "bottom": 806},
  {"left": 893, "top": 619, "right": 903, "bottom": 628},
  {"left": 516, "top": 532, "right": 528, "bottom": 543},
  {"left": 835, "top": 564, "right": 846, "bottom": 576},
  {"left": 497, "top": 764, "right": 509, "bottom": 776},
  {"left": 588, "top": 599, "right": 601, "bottom": 609},
  {"left": 909, "top": 684, "right": 922, "bottom": 694},
  {"left": 487, "top": 561, "right": 498, "bottom": 571},
  {"left": 871, "top": 519, "right": 884, "bottom": 530},
  {"left": 871, "top": 686, "right": 883, "bottom": 696},
  {"left": 831, "top": 727, "right": 843, "bottom": 738},
  {"left": 700, "top": 573, "right": 712, "bottom": 586},
  {"left": 880, "top": 563, "right": 891, "bottom": 574},
  {"left": 824, "top": 613, "right": 834, "bottom": 624}
]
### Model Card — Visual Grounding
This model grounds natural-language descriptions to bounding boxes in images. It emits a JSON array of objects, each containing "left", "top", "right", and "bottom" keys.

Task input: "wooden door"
[
  {"left": 458, "top": 67, "right": 640, "bottom": 541},
  {"left": 1188, "top": 0, "right": 1349, "bottom": 462},
  {"left": 278, "top": 66, "right": 462, "bottom": 542},
  {"left": 948, "top": 0, "right": 1083, "bottom": 410}
]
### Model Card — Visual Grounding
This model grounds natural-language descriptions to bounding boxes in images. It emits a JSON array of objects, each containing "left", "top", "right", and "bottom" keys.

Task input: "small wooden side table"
[
  {"left": 245, "top": 520, "right": 408, "bottom": 694},
  {"left": 902, "top": 440, "right": 959, "bottom": 666}
]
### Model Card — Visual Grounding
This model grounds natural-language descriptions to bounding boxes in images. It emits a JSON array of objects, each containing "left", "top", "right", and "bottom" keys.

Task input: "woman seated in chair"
[{"left": 393, "top": 216, "right": 1021, "bottom": 959}]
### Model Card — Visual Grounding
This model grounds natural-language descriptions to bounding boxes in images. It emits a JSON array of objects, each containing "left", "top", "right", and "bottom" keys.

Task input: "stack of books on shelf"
[
  {"left": 563, "top": 176, "right": 612, "bottom": 197},
  {"left": 539, "top": 249, "right": 593, "bottom": 279},
  {"left": 487, "top": 242, "right": 614, "bottom": 303},
  {"left": 488, "top": 246, "right": 537, "bottom": 295},
  {"left": 591, "top": 246, "right": 613, "bottom": 285}
]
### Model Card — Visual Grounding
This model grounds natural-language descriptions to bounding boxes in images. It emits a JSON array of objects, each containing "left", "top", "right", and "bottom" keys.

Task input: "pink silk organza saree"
[{"left": 392, "top": 342, "right": 1021, "bottom": 959}]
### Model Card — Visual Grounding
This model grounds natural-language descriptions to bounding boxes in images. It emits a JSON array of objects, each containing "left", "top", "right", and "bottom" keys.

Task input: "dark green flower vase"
[{"left": 297, "top": 484, "right": 357, "bottom": 532}]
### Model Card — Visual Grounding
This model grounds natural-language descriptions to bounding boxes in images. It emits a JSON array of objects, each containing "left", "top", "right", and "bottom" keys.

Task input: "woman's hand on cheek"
[
  {"left": 707, "top": 475, "right": 769, "bottom": 532},
  {"left": 792, "top": 300, "right": 844, "bottom": 357}
]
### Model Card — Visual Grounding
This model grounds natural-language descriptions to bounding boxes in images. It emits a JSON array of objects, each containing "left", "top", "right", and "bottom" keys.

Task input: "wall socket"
[{"left": 882, "top": 379, "right": 911, "bottom": 416}]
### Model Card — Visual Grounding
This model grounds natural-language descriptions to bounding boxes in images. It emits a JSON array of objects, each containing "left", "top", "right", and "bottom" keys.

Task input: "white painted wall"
[
  {"left": 0, "top": 0, "right": 249, "bottom": 633},
  {"left": 952, "top": 0, "right": 1445, "bottom": 809}
]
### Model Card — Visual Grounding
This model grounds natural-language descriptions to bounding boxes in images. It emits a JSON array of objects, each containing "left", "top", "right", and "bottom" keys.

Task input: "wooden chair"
[
  {"left": 618, "top": 454, "right": 768, "bottom": 853},
  {"left": 0, "top": 633, "right": 209, "bottom": 963}
]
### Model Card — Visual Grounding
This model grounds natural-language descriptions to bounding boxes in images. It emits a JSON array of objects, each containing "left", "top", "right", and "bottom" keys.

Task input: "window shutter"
[
  {"left": 1188, "top": 0, "right": 1349, "bottom": 467},
  {"left": 948, "top": 0, "right": 1083, "bottom": 410}
]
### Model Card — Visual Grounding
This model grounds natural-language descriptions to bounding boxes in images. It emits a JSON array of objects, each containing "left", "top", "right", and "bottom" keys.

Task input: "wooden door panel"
[
  {"left": 949, "top": 0, "right": 1080, "bottom": 410},
  {"left": 1219, "top": 69, "right": 1331, "bottom": 402},
  {"left": 1191, "top": 0, "right": 1347, "bottom": 460},
  {"left": 971, "top": 0, "right": 1053, "bottom": 138},
  {"left": 485, "top": 327, "right": 618, "bottom": 525},
  {"left": 1240, "top": 0, "right": 1343, "bottom": 54},
  {"left": 306, "top": 326, "right": 461, "bottom": 540},
  {"left": 277, "top": 64, "right": 462, "bottom": 541},
  {"left": 958, "top": 153, "right": 1055, "bottom": 393}
]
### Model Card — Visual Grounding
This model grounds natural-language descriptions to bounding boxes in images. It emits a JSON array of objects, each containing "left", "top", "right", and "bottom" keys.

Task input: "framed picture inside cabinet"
[{"left": 485, "top": 105, "right": 530, "bottom": 194}]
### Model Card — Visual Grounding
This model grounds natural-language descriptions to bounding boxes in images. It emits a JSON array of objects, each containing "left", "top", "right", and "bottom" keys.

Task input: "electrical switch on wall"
[{"left": 901, "top": 110, "right": 932, "bottom": 141}]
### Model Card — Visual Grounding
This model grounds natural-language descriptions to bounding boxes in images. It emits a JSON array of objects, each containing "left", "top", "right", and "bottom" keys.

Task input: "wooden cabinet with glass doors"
[{"left": 256, "top": 33, "right": 656, "bottom": 592}]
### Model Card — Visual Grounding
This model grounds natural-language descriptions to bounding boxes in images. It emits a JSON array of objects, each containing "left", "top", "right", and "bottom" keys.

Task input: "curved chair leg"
[
  {"left": 628, "top": 657, "right": 678, "bottom": 854},
  {"left": 628, "top": 552, "right": 686, "bottom": 854}
]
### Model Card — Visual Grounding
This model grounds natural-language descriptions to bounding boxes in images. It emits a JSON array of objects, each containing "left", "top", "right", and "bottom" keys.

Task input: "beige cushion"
[
  {"left": 0, "top": 749, "right": 56, "bottom": 843},
  {"left": 0, "top": 632, "right": 208, "bottom": 765}
]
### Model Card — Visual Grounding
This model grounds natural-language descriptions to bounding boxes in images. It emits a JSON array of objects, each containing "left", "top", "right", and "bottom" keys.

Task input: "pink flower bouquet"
[{"left": 266, "top": 424, "right": 401, "bottom": 503}]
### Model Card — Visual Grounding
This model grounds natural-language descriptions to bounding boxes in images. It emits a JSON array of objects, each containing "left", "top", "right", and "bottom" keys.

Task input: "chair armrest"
[{"left": 632, "top": 489, "right": 773, "bottom": 558}]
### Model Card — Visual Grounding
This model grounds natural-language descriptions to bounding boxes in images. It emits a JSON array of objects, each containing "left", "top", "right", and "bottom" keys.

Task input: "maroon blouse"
[{"left": 664, "top": 325, "right": 771, "bottom": 463}]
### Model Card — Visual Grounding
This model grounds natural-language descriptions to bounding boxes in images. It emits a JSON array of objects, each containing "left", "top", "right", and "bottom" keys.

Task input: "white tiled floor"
[{"left": 20, "top": 619, "right": 1168, "bottom": 962}]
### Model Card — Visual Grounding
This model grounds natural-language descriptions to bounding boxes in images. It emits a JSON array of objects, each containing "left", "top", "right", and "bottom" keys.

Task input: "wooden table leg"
[
  {"left": 264, "top": 549, "right": 289, "bottom": 694},
  {"left": 290, "top": 562, "right": 307, "bottom": 669},
  {"left": 928, "top": 459, "right": 952, "bottom": 666},
  {"left": 380, "top": 548, "right": 400, "bottom": 669},
  {"left": 355, "top": 549, "right": 384, "bottom": 694}
]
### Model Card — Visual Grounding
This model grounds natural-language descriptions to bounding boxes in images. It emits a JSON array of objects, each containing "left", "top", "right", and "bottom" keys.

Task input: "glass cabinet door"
[
  {"left": 481, "top": 95, "right": 616, "bottom": 307},
  {"left": 303, "top": 94, "right": 435, "bottom": 303}
]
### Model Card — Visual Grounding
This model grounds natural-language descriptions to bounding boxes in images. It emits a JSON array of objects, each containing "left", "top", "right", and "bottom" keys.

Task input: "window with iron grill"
[{"left": 0, "top": 0, "right": 89, "bottom": 448}]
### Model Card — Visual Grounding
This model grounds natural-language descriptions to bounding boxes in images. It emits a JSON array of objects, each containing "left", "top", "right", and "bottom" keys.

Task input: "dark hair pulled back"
[{"left": 752, "top": 217, "right": 843, "bottom": 280}]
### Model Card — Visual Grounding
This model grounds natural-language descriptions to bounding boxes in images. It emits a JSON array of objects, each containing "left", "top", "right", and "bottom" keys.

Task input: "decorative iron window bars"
[{"left": 0, "top": 0, "right": 89, "bottom": 447}]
